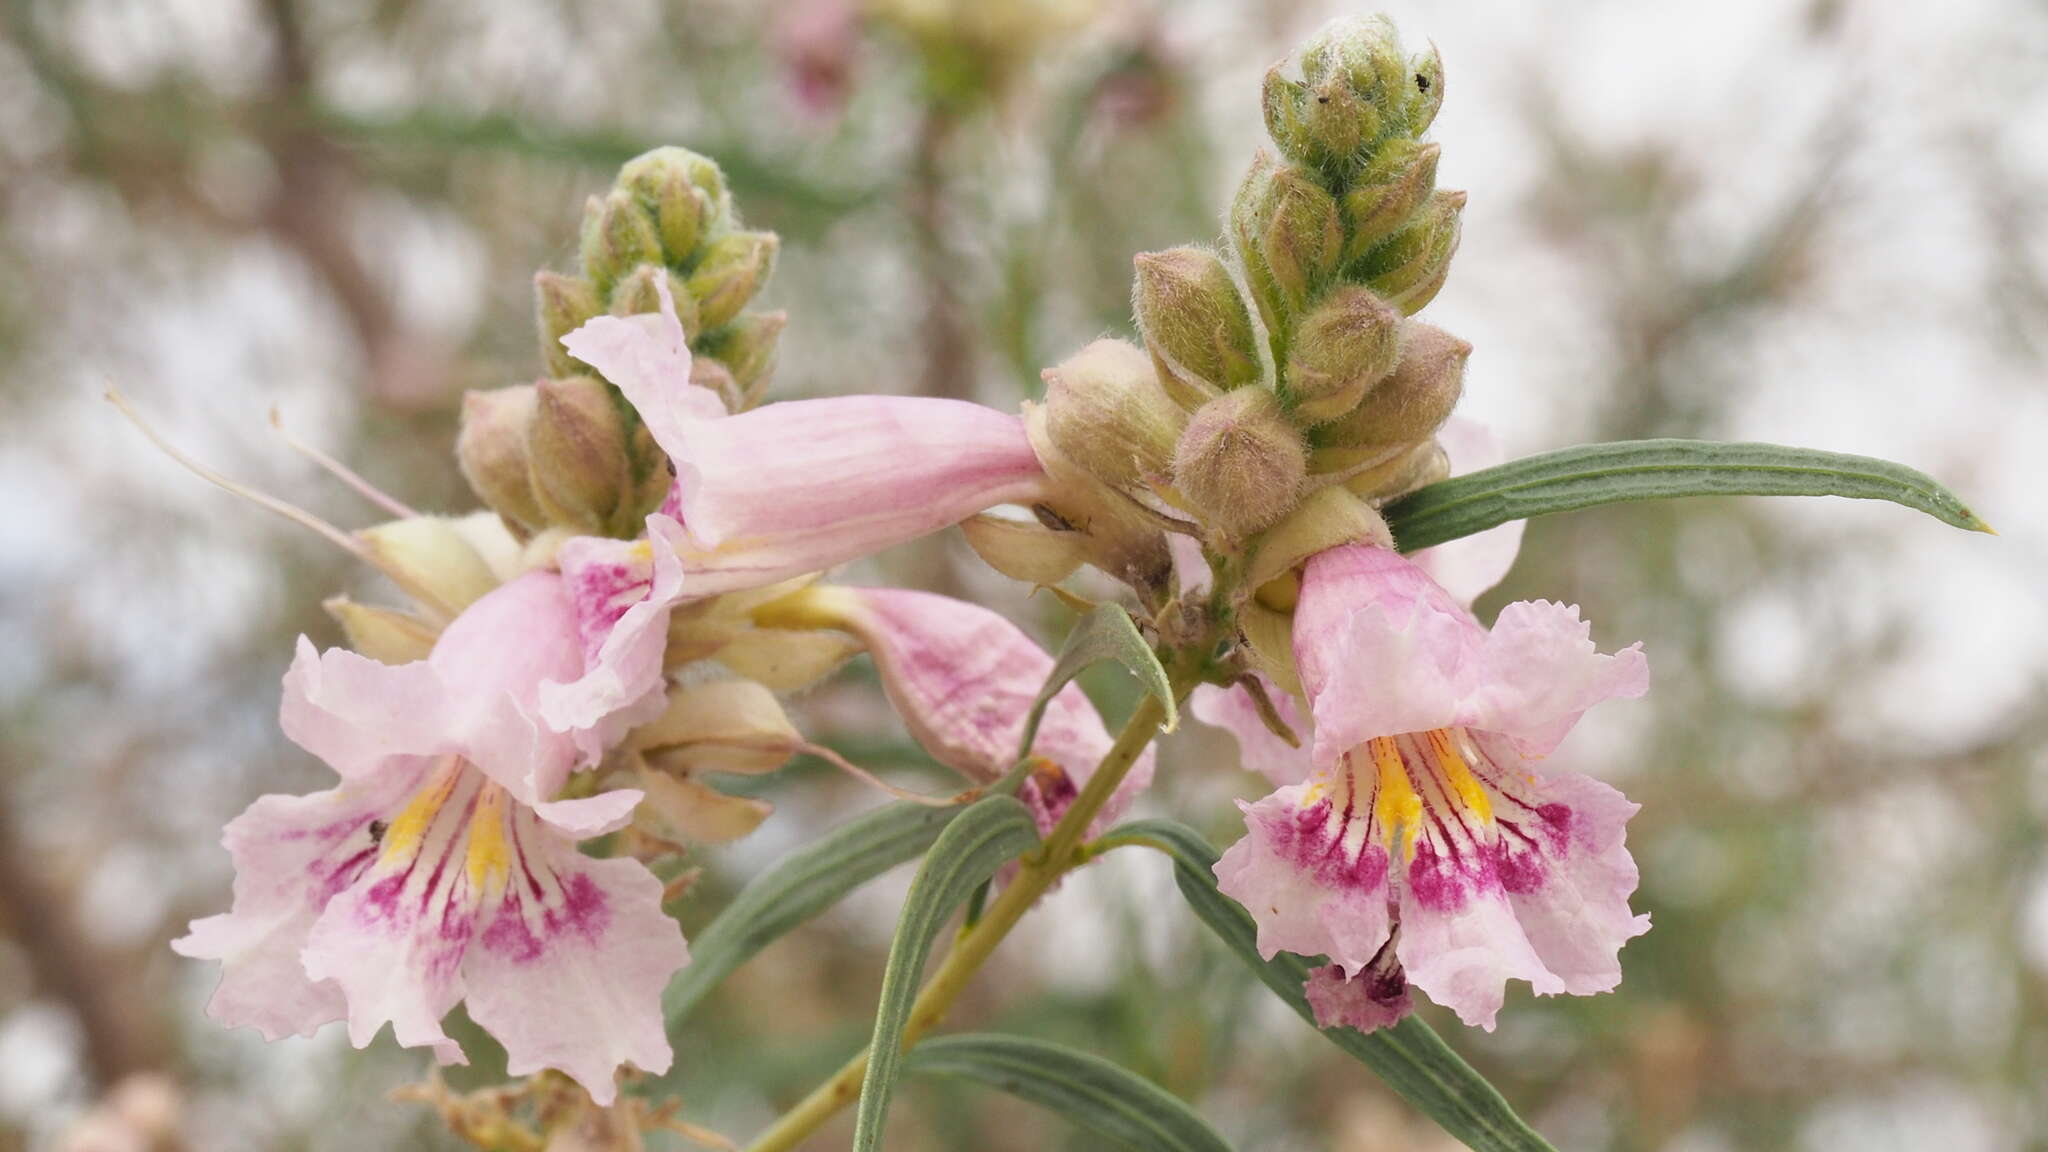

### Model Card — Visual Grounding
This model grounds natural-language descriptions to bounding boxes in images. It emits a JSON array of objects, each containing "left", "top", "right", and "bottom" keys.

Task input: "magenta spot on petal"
[
  {"left": 1407, "top": 840, "right": 1496, "bottom": 911},
  {"left": 569, "top": 563, "right": 651, "bottom": 664},
  {"left": 481, "top": 873, "right": 610, "bottom": 966},
  {"left": 1492, "top": 836, "right": 1549, "bottom": 895},
  {"left": 1256, "top": 797, "right": 1389, "bottom": 895},
  {"left": 360, "top": 873, "right": 405, "bottom": 920},
  {"left": 482, "top": 898, "right": 543, "bottom": 963}
]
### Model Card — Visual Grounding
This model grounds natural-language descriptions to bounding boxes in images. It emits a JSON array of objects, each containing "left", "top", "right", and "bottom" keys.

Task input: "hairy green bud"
[
  {"left": 1132, "top": 247, "right": 1260, "bottom": 397},
  {"left": 687, "top": 230, "right": 778, "bottom": 330},
  {"left": 619, "top": 147, "right": 729, "bottom": 258},
  {"left": 1407, "top": 42, "right": 1445, "bottom": 135},
  {"left": 1286, "top": 286, "right": 1402, "bottom": 424},
  {"left": 1043, "top": 338, "right": 1187, "bottom": 490},
  {"left": 1173, "top": 387, "right": 1307, "bottom": 540},
  {"left": 534, "top": 271, "right": 601, "bottom": 379},
  {"left": 528, "top": 375, "right": 629, "bottom": 534},
  {"left": 579, "top": 190, "right": 662, "bottom": 298},
  {"left": 1311, "top": 321, "right": 1469, "bottom": 476},
  {"left": 1354, "top": 187, "right": 1464, "bottom": 314},
  {"left": 456, "top": 385, "right": 546, "bottom": 535},
  {"left": 710, "top": 310, "right": 788, "bottom": 406},
  {"left": 1233, "top": 161, "right": 1342, "bottom": 328},
  {"left": 1341, "top": 139, "right": 1442, "bottom": 262},
  {"left": 607, "top": 263, "right": 701, "bottom": 333}
]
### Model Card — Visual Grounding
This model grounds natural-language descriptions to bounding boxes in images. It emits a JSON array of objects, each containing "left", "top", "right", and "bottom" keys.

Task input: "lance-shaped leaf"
[
  {"left": 663, "top": 801, "right": 962, "bottom": 1030},
  {"left": 1384, "top": 439, "right": 1992, "bottom": 553},
  {"left": 853, "top": 796, "right": 1043, "bottom": 1151},
  {"left": 905, "top": 1033, "right": 1235, "bottom": 1152},
  {"left": 1015, "top": 603, "right": 1176, "bottom": 764},
  {"left": 1099, "top": 818, "right": 1556, "bottom": 1152}
]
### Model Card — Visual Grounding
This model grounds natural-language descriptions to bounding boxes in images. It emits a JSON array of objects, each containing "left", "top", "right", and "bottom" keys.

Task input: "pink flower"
[
  {"left": 174, "top": 573, "right": 689, "bottom": 1104},
  {"left": 1213, "top": 543, "right": 1649, "bottom": 1031},
  {"left": 561, "top": 280, "right": 1046, "bottom": 596},
  {"left": 765, "top": 585, "right": 1152, "bottom": 836}
]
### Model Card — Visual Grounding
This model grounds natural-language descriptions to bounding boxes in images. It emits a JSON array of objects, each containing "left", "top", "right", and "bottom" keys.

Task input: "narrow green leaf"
[
  {"left": 663, "top": 801, "right": 961, "bottom": 1030},
  {"left": 1100, "top": 819, "right": 1556, "bottom": 1152},
  {"left": 905, "top": 1033, "right": 1234, "bottom": 1152},
  {"left": 853, "top": 796, "right": 1043, "bottom": 1152},
  {"left": 1016, "top": 604, "right": 1177, "bottom": 762},
  {"left": 1384, "top": 438, "right": 1992, "bottom": 552}
]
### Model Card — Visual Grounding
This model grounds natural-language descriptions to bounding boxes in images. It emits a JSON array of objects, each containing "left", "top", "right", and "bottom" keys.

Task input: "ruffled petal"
[
  {"left": 463, "top": 807, "right": 689, "bottom": 1106},
  {"left": 1404, "top": 419, "right": 1524, "bottom": 607},
  {"left": 663, "top": 397, "right": 1047, "bottom": 594},
  {"left": 1190, "top": 681, "right": 1312, "bottom": 788},
  {"left": 1475, "top": 740, "right": 1650, "bottom": 994},
  {"left": 830, "top": 586, "right": 1150, "bottom": 835},
  {"left": 1394, "top": 855, "right": 1557, "bottom": 1030},
  {"left": 559, "top": 274, "right": 727, "bottom": 454},
  {"left": 170, "top": 762, "right": 419, "bottom": 1040},
  {"left": 1214, "top": 784, "right": 1393, "bottom": 973},
  {"left": 1468, "top": 600, "right": 1649, "bottom": 758},
  {"left": 530, "top": 788, "right": 644, "bottom": 839},
  {"left": 1296, "top": 545, "right": 1646, "bottom": 766},
  {"left": 539, "top": 516, "right": 692, "bottom": 763},
  {"left": 1304, "top": 960, "right": 1412, "bottom": 1034},
  {"left": 279, "top": 638, "right": 451, "bottom": 781}
]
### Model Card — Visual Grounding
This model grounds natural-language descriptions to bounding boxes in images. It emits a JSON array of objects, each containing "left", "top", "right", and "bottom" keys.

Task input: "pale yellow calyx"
[
  {"left": 1245, "top": 485, "right": 1393, "bottom": 592},
  {"left": 630, "top": 679, "right": 803, "bottom": 777},
  {"left": 959, "top": 512, "right": 1087, "bottom": 587},
  {"left": 357, "top": 515, "right": 504, "bottom": 624},
  {"left": 714, "top": 628, "right": 864, "bottom": 695},
  {"left": 324, "top": 597, "right": 438, "bottom": 665}
]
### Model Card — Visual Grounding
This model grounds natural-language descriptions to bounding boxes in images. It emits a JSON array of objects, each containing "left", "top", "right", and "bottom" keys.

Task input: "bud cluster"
[
  {"left": 459, "top": 147, "right": 788, "bottom": 539},
  {"left": 1033, "top": 16, "right": 1472, "bottom": 574}
]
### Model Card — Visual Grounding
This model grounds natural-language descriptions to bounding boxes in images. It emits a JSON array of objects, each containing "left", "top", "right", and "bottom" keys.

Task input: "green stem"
[{"left": 743, "top": 651, "right": 1199, "bottom": 1152}]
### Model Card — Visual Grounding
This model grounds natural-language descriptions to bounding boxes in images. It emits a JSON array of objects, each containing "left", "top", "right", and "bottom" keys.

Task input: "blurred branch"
[{"left": 0, "top": 804, "right": 164, "bottom": 1086}]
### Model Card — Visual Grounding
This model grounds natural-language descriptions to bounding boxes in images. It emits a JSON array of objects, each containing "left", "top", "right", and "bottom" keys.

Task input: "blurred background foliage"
[{"left": 1, "top": 0, "right": 2044, "bottom": 1149}]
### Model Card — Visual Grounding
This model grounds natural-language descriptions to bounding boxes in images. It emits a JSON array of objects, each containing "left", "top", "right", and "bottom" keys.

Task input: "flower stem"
[{"left": 743, "top": 658, "right": 1191, "bottom": 1152}]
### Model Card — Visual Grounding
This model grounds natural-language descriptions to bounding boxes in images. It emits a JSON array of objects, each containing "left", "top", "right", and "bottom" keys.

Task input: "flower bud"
[
  {"left": 1407, "top": 42, "right": 1445, "bottom": 135},
  {"left": 619, "top": 146, "right": 722, "bottom": 261},
  {"left": 1341, "top": 139, "right": 1441, "bottom": 262},
  {"left": 622, "top": 420, "right": 676, "bottom": 523},
  {"left": 1286, "top": 286, "right": 1402, "bottom": 424},
  {"left": 1132, "top": 247, "right": 1262, "bottom": 395},
  {"left": 607, "top": 263, "right": 700, "bottom": 334},
  {"left": 1261, "top": 69, "right": 1314, "bottom": 164},
  {"left": 705, "top": 309, "right": 787, "bottom": 405},
  {"left": 323, "top": 596, "right": 437, "bottom": 665},
  {"left": 534, "top": 271, "right": 601, "bottom": 379},
  {"left": 1354, "top": 188, "right": 1464, "bottom": 314},
  {"left": 1043, "top": 337, "right": 1187, "bottom": 490},
  {"left": 578, "top": 190, "right": 662, "bottom": 297},
  {"left": 527, "top": 375, "right": 629, "bottom": 534},
  {"left": 689, "top": 354, "right": 743, "bottom": 413},
  {"left": 1233, "top": 161, "right": 1342, "bottom": 326},
  {"left": 1172, "top": 387, "right": 1307, "bottom": 539},
  {"left": 1311, "top": 321, "right": 1469, "bottom": 475},
  {"left": 456, "top": 385, "right": 547, "bottom": 534},
  {"left": 687, "top": 230, "right": 778, "bottom": 330}
]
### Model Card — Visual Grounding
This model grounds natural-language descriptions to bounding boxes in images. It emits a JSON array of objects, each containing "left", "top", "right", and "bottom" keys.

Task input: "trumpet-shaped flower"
[
  {"left": 755, "top": 585, "right": 1151, "bottom": 835},
  {"left": 562, "top": 281, "right": 1046, "bottom": 596},
  {"left": 1213, "top": 543, "right": 1649, "bottom": 1031},
  {"left": 174, "top": 571, "right": 690, "bottom": 1104}
]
